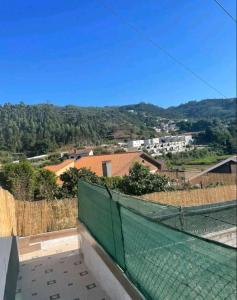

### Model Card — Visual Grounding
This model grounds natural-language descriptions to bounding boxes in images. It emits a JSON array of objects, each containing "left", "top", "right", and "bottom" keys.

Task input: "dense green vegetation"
[
  {"left": 164, "top": 148, "right": 232, "bottom": 169},
  {"left": 60, "top": 162, "right": 169, "bottom": 197},
  {"left": 195, "top": 121, "right": 236, "bottom": 154},
  {"left": 60, "top": 167, "right": 100, "bottom": 197},
  {"left": 1, "top": 161, "right": 169, "bottom": 199},
  {"left": 166, "top": 98, "right": 236, "bottom": 120},
  {"left": 119, "top": 162, "right": 168, "bottom": 195},
  {"left": 1, "top": 161, "right": 57, "bottom": 201},
  {"left": 177, "top": 119, "right": 236, "bottom": 154},
  {"left": 0, "top": 98, "right": 235, "bottom": 156},
  {"left": 122, "top": 98, "right": 236, "bottom": 120},
  {"left": 0, "top": 103, "right": 155, "bottom": 156}
]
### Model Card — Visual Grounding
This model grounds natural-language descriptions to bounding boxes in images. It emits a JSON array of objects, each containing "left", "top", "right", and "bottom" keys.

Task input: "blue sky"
[{"left": 0, "top": 0, "right": 236, "bottom": 107}]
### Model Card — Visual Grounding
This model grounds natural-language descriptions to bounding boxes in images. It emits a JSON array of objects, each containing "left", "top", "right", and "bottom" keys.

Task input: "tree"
[
  {"left": 93, "top": 147, "right": 112, "bottom": 155},
  {"left": 34, "top": 169, "right": 57, "bottom": 200},
  {"left": 120, "top": 162, "right": 168, "bottom": 195},
  {"left": 60, "top": 168, "right": 79, "bottom": 197},
  {"left": 1, "top": 161, "right": 58, "bottom": 201},
  {"left": 78, "top": 167, "right": 99, "bottom": 184},
  {"left": 114, "top": 148, "right": 126, "bottom": 154},
  {"left": 60, "top": 167, "right": 99, "bottom": 197},
  {"left": 3, "top": 160, "right": 35, "bottom": 201}
]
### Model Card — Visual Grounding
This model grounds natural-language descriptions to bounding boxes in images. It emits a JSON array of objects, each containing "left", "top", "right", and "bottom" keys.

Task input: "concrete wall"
[
  {"left": 79, "top": 226, "right": 144, "bottom": 300},
  {"left": 0, "top": 237, "right": 19, "bottom": 300},
  {"left": 204, "top": 227, "right": 237, "bottom": 248},
  {"left": 0, "top": 238, "right": 12, "bottom": 300}
]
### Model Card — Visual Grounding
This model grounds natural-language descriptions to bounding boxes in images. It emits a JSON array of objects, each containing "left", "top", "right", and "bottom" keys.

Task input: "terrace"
[
  {"left": 0, "top": 180, "right": 236, "bottom": 300},
  {"left": 15, "top": 229, "right": 109, "bottom": 300}
]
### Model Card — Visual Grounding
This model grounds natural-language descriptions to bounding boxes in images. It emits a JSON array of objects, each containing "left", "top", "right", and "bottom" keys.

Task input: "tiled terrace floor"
[{"left": 15, "top": 234, "right": 109, "bottom": 300}]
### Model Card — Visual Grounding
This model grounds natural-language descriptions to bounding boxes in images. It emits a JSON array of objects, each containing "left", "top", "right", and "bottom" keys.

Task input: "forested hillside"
[
  {"left": 0, "top": 98, "right": 235, "bottom": 155},
  {"left": 0, "top": 103, "right": 155, "bottom": 155},
  {"left": 166, "top": 98, "right": 236, "bottom": 119}
]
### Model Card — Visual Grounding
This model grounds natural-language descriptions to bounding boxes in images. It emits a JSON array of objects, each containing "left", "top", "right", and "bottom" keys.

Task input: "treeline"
[
  {"left": 195, "top": 121, "right": 236, "bottom": 154},
  {"left": 0, "top": 103, "right": 153, "bottom": 155},
  {"left": 177, "top": 119, "right": 236, "bottom": 154}
]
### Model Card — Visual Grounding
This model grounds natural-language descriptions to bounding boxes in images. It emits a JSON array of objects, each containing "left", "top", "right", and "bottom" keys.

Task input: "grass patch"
[{"left": 186, "top": 154, "right": 232, "bottom": 165}]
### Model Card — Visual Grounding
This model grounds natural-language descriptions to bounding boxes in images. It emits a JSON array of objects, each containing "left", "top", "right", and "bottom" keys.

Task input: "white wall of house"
[
  {"left": 144, "top": 138, "right": 159, "bottom": 146},
  {"left": 127, "top": 140, "right": 144, "bottom": 148}
]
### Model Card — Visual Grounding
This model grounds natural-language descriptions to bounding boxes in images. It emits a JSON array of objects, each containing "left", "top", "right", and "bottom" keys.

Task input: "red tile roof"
[
  {"left": 74, "top": 152, "right": 158, "bottom": 176},
  {"left": 44, "top": 152, "right": 162, "bottom": 179},
  {"left": 44, "top": 160, "right": 74, "bottom": 173}
]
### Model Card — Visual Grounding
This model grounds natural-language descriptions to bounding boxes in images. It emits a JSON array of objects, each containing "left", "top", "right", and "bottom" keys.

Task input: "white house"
[
  {"left": 144, "top": 138, "right": 159, "bottom": 146},
  {"left": 184, "top": 135, "right": 193, "bottom": 144},
  {"left": 127, "top": 140, "right": 144, "bottom": 148}
]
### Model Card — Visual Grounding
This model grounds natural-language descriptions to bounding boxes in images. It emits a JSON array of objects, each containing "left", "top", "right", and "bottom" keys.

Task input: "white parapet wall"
[
  {"left": 0, "top": 238, "right": 12, "bottom": 300},
  {"left": 79, "top": 224, "right": 144, "bottom": 300},
  {"left": 204, "top": 227, "right": 237, "bottom": 248},
  {"left": 0, "top": 237, "right": 19, "bottom": 300}
]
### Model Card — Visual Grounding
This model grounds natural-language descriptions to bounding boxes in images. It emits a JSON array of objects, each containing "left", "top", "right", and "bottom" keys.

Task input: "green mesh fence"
[
  {"left": 161, "top": 200, "right": 237, "bottom": 236},
  {"left": 78, "top": 180, "right": 237, "bottom": 300},
  {"left": 78, "top": 180, "right": 125, "bottom": 268},
  {"left": 121, "top": 208, "right": 236, "bottom": 300}
]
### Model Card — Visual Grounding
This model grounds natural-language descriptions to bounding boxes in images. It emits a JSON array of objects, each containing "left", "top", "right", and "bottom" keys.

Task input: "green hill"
[
  {"left": 0, "top": 98, "right": 235, "bottom": 155},
  {"left": 166, "top": 98, "right": 236, "bottom": 120}
]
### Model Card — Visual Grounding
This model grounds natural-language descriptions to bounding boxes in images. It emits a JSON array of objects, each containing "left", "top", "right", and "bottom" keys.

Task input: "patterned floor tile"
[{"left": 16, "top": 250, "right": 109, "bottom": 300}]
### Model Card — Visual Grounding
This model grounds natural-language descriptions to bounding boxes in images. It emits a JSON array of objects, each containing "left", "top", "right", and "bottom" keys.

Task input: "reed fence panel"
[
  {"left": 141, "top": 185, "right": 236, "bottom": 207},
  {"left": 0, "top": 187, "right": 77, "bottom": 236},
  {"left": 0, "top": 188, "right": 17, "bottom": 236}
]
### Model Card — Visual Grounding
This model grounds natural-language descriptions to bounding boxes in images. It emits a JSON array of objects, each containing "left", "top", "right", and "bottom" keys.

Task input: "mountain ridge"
[{"left": 0, "top": 98, "right": 235, "bottom": 155}]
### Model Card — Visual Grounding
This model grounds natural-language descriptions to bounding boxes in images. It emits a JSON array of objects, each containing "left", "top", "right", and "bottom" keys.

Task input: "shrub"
[
  {"left": 60, "top": 167, "right": 100, "bottom": 197},
  {"left": 119, "top": 162, "right": 169, "bottom": 195},
  {"left": 100, "top": 176, "right": 123, "bottom": 190}
]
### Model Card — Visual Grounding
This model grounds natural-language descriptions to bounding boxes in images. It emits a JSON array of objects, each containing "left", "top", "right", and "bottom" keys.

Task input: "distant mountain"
[
  {"left": 0, "top": 98, "right": 235, "bottom": 155},
  {"left": 119, "top": 102, "right": 167, "bottom": 116},
  {"left": 165, "top": 98, "right": 236, "bottom": 120},
  {"left": 118, "top": 98, "right": 236, "bottom": 120}
]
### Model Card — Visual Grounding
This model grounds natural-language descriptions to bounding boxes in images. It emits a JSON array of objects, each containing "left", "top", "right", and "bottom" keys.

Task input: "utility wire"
[
  {"left": 213, "top": 0, "right": 237, "bottom": 23},
  {"left": 98, "top": 0, "right": 227, "bottom": 98}
]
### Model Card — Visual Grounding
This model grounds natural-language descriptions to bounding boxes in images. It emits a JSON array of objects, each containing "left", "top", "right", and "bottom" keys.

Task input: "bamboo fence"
[
  {"left": 0, "top": 188, "right": 17, "bottom": 236},
  {"left": 160, "top": 171, "right": 236, "bottom": 186},
  {"left": 15, "top": 198, "right": 77, "bottom": 236},
  {"left": 0, "top": 187, "right": 77, "bottom": 237},
  {"left": 141, "top": 185, "right": 237, "bottom": 207},
  {"left": 188, "top": 173, "right": 236, "bottom": 186}
]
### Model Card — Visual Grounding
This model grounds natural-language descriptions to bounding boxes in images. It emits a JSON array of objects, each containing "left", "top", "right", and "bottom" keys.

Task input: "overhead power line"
[
  {"left": 213, "top": 0, "right": 237, "bottom": 23},
  {"left": 98, "top": 1, "right": 227, "bottom": 98}
]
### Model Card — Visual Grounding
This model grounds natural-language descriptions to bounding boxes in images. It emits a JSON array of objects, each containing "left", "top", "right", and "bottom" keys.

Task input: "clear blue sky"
[{"left": 0, "top": 0, "right": 236, "bottom": 107}]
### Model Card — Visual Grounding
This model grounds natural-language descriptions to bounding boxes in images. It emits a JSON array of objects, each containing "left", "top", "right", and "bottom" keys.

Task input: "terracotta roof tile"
[
  {"left": 44, "top": 159, "right": 74, "bottom": 172},
  {"left": 44, "top": 152, "right": 160, "bottom": 179},
  {"left": 74, "top": 152, "right": 158, "bottom": 176}
]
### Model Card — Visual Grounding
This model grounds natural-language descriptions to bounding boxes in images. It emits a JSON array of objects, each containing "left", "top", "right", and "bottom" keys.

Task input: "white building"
[
  {"left": 142, "top": 135, "right": 193, "bottom": 156},
  {"left": 144, "top": 138, "right": 159, "bottom": 146},
  {"left": 127, "top": 140, "right": 144, "bottom": 148},
  {"left": 184, "top": 135, "right": 193, "bottom": 144},
  {"left": 127, "top": 135, "right": 193, "bottom": 155}
]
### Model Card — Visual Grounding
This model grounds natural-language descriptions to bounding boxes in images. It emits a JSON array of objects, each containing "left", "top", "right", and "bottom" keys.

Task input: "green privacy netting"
[{"left": 78, "top": 180, "right": 237, "bottom": 300}]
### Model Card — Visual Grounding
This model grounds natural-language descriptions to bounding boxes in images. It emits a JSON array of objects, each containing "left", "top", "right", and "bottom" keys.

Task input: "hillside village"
[{"left": 126, "top": 134, "right": 193, "bottom": 156}]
